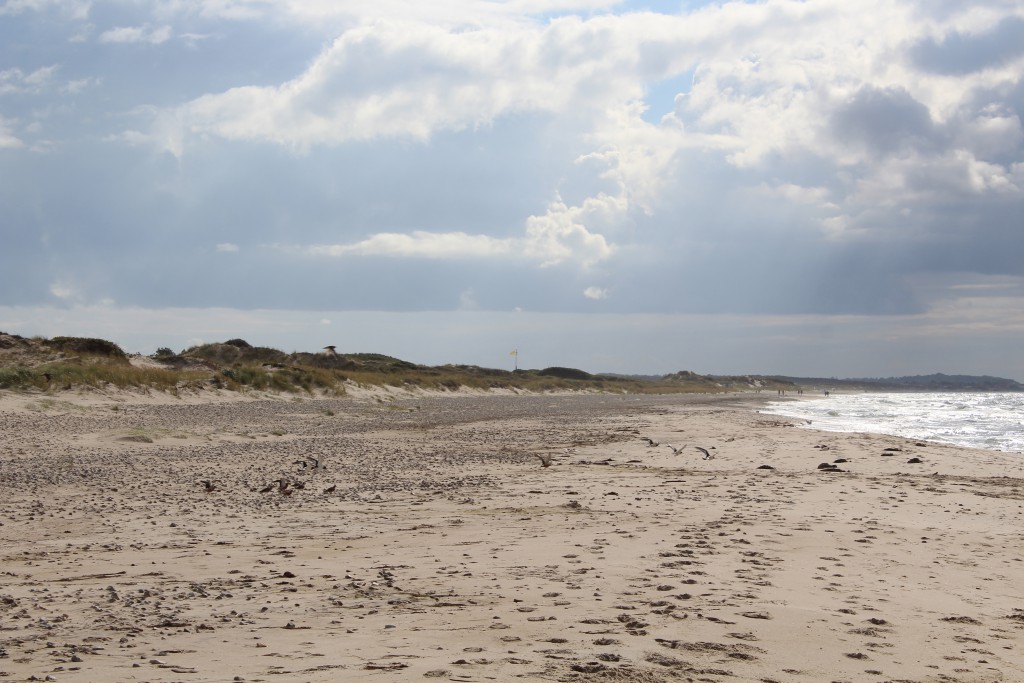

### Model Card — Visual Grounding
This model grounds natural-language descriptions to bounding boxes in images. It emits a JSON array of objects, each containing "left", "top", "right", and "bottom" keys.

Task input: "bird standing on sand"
[
  {"left": 201, "top": 480, "right": 216, "bottom": 493},
  {"left": 695, "top": 446, "right": 714, "bottom": 460},
  {"left": 324, "top": 484, "right": 337, "bottom": 494}
]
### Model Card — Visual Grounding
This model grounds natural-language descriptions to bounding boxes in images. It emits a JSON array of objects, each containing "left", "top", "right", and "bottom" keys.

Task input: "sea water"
[{"left": 762, "top": 392, "right": 1024, "bottom": 453}]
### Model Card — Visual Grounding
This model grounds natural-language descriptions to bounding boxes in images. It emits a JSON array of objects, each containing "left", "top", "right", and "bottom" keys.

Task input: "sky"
[{"left": 2, "top": 0, "right": 1023, "bottom": 380}]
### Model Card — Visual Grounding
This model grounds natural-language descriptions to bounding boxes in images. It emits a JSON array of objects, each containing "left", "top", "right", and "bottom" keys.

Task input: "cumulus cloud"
[
  {"left": 583, "top": 286, "right": 608, "bottom": 300},
  {"left": 304, "top": 196, "right": 615, "bottom": 268},
  {"left": 154, "top": 9, "right": 721, "bottom": 154}
]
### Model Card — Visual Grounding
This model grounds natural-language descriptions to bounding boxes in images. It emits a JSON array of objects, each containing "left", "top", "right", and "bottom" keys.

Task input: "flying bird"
[
  {"left": 665, "top": 444, "right": 686, "bottom": 455},
  {"left": 641, "top": 437, "right": 660, "bottom": 447},
  {"left": 324, "top": 484, "right": 337, "bottom": 494},
  {"left": 201, "top": 480, "right": 216, "bottom": 493},
  {"left": 695, "top": 446, "right": 715, "bottom": 460},
  {"left": 535, "top": 453, "right": 553, "bottom": 468}
]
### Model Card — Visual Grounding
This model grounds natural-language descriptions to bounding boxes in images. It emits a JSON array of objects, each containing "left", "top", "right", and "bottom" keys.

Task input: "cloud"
[
  {"left": 3, "top": 0, "right": 1023, "bottom": 347},
  {"left": 49, "top": 280, "right": 76, "bottom": 302},
  {"left": 0, "top": 0, "right": 89, "bottom": 18},
  {"left": 156, "top": 13, "right": 673, "bottom": 152},
  {"left": 0, "top": 116, "right": 24, "bottom": 148},
  {"left": 305, "top": 196, "right": 615, "bottom": 268},
  {"left": 830, "top": 85, "right": 940, "bottom": 158},
  {"left": 309, "top": 231, "right": 512, "bottom": 260},
  {"left": 911, "top": 15, "right": 1024, "bottom": 76},
  {"left": 99, "top": 24, "right": 173, "bottom": 45},
  {"left": 0, "top": 65, "right": 58, "bottom": 95}
]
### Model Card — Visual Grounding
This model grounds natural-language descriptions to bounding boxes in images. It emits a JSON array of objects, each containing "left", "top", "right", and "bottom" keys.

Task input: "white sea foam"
[{"left": 762, "top": 392, "right": 1024, "bottom": 453}]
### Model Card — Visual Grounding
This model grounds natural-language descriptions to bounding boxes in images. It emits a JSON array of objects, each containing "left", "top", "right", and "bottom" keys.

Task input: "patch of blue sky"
[
  {"left": 617, "top": 0, "right": 685, "bottom": 14},
  {"left": 640, "top": 67, "right": 696, "bottom": 124},
  {"left": 614, "top": 0, "right": 731, "bottom": 13}
]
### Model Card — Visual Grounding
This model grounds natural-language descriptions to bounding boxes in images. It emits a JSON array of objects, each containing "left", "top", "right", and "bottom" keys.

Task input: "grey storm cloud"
[
  {"left": 830, "top": 86, "right": 940, "bottom": 157},
  {"left": 911, "top": 16, "right": 1024, "bottom": 75}
]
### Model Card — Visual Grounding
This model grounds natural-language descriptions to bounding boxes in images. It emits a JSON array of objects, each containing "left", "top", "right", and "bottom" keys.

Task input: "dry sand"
[{"left": 0, "top": 387, "right": 1022, "bottom": 683}]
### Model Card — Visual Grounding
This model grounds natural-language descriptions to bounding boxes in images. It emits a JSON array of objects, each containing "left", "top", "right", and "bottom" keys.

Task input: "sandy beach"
[{"left": 1, "top": 387, "right": 1022, "bottom": 683}]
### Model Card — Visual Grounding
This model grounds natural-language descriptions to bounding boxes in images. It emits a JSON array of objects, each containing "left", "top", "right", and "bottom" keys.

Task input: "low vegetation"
[{"left": 0, "top": 331, "right": 797, "bottom": 396}]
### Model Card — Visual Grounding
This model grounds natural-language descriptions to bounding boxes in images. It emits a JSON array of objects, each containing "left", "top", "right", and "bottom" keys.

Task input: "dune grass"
[
  {"left": 0, "top": 334, "right": 766, "bottom": 396},
  {"left": 216, "top": 364, "right": 346, "bottom": 395},
  {"left": 0, "top": 362, "right": 206, "bottom": 393}
]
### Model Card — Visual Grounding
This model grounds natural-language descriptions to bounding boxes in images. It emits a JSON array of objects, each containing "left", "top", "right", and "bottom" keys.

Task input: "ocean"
[{"left": 762, "top": 392, "right": 1024, "bottom": 454}]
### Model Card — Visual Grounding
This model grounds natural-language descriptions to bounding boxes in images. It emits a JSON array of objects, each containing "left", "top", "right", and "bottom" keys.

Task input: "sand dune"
[{"left": 1, "top": 389, "right": 1022, "bottom": 682}]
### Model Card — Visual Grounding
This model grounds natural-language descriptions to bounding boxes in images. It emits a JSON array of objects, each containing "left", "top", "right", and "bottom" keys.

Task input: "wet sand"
[{"left": 1, "top": 388, "right": 1022, "bottom": 682}]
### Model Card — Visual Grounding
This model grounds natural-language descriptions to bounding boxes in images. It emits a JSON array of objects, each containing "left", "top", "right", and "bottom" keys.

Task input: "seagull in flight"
[
  {"left": 695, "top": 446, "right": 715, "bottom": 460},
  {"left": 641, "top": 437, "right": 660, "bottom": 447},
  {"left": 665, "top": 444, "right": 686, "bottom": 455}
]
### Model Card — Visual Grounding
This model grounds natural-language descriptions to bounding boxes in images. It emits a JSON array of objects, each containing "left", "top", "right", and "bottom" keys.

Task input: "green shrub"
[
  {"left": 538, "top": 366, "right": 593, "bottom": 380},
  {"left": 45, "top": 336, "right": 126, "bottom": 359}
]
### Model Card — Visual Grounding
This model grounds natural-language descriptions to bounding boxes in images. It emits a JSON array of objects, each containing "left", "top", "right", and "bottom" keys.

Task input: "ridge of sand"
[{"left": 0, "top": 390, "right": 1022, "bottom": 682}]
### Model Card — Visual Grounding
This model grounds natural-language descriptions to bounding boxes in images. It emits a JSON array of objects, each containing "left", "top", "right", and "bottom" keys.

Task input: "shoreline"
[
  {"left": 761, "top": 391, "right": 1024, "bottom": 455},
  {"left": 1, "top": 389, "right": 1022, "bottom": 682}
]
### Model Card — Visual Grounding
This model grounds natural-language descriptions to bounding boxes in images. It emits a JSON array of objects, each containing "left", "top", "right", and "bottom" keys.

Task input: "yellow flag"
[{"left": 509, "top": 349, "right": 518, "bottom": 356}]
